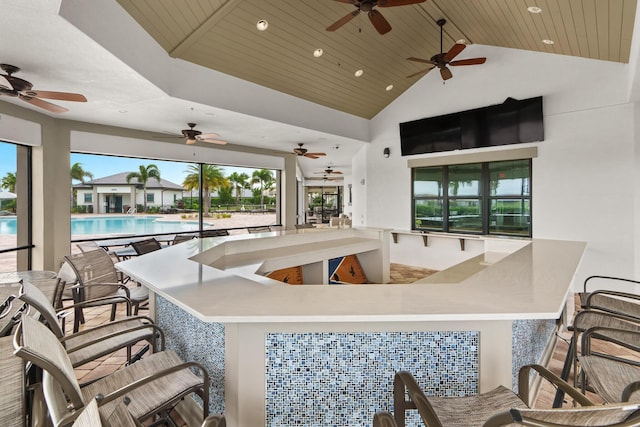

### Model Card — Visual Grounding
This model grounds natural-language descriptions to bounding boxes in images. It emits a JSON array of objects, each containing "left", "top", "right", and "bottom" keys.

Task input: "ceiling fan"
[
  {"left": 406, "top": 19, "right": 487, "bottom": 81},
  {"left": 314, "top": 167, "right": 343, "bottom": 175},
  {"left": 326, "top": 0, "right": 426, "bottom": 35},
  {"left": 317, "top": 174, "right": 339, "bottom": 182},
  {"left": 166, "top": 123, "right": 228, "bottom": 145},
  {"left": 293, "top": 143, "right": 326, "bottom": 159},
  {"left": 0, "top": 63, "right": 87, "bottom": 113}
]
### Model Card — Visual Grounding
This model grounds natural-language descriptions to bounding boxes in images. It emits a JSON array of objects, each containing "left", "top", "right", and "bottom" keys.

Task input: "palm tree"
[
  {"left": 228, "top": 172, "right": 249, "bottom": 207},
  {"left": 217, "top": 183, "right": 234, "bottom": 205},
  {"left": 126, "top": 164, "right": 161, "bottom": 213},
  {"left": 70, "top": 162, "right": 94, "bottom": 184},
  {"left": 183, "top": 164, "right": 228, "bottom": 216},
  {"left": 70, "top": 163, "right": 94, "bottom": 211},
  {"left": 251, "top": 169, "right": 275, "bottom": 207},
  {"left": 1, "top": 171, "right": 16, "bottom": 193}
]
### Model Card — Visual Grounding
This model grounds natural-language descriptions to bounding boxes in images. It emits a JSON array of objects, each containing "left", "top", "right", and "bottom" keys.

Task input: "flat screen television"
[{"left": 400, "top": 96, "right": 543, "bottom": 156}]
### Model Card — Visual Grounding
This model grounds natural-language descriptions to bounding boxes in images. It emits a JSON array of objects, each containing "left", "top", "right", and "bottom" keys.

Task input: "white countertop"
[{"left": 116, "top": 229, "right": 586, "bottom": 323}]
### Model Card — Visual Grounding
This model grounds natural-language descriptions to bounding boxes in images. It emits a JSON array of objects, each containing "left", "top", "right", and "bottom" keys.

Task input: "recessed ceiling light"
[
  {"left": 542, "top": 39, "right": 554, "bottom": 45},
  {"left": 385, "top": 84, "right": 394, "bottom": 91},
  {"left": 354, "top": 69, "right": 364, "bottom": 77},
  {"left": 256, "top": 20, "right": 268, "bottom": 31},
  {"left": 456, "top": 39, "right": 467, "bottom": 44},
  {"left": 118, "top": 110, "right": 127, "bottom": 113},
  {"left": 313, "top": 48, "right": 324, "bottom": 58},
  {"left": 527, "top": 6, "right": 542, "bottom": 13}
]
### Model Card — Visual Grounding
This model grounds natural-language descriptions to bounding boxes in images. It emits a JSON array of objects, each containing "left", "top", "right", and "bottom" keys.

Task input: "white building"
[{"left": 74, "top": 172, "right": 184, "bottom": 214}]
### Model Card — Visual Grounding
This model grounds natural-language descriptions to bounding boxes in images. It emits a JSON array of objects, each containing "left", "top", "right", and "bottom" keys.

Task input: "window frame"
[
  {"left": 0, "top": 141, "right": 34, "bottom": 271},
  {"left": 68, "top": 152, "right": 280, "bottom": 243},
  {"left": 412, "top": 158, "right": 532, "bottom": 237}
]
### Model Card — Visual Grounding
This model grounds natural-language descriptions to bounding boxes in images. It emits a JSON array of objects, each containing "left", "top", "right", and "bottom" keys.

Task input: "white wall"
[{"left": 366, "top": 45, "right": 638, "bottom": 290}]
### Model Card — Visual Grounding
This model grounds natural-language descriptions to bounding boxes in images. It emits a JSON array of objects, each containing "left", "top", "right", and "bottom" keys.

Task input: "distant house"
[{"left": 74, "top": 172, "right": 184, "bottom": 214}]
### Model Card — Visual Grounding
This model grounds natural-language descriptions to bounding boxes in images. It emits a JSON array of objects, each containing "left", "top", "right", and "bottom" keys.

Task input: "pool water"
[{"left": 0, "top": 216, "right": 205, "bottom": 236}]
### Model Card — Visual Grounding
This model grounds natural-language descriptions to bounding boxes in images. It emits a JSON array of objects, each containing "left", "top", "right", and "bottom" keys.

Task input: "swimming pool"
[{"left": 0, "top": 216, "right": 207, "bottom": 236}]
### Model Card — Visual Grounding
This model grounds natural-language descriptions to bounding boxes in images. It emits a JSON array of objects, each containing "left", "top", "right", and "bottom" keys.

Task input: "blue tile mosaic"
[
  {"left": 265, "top": 331, "right": 479, "bottom": 427},
  {"left": 156, "top": 295, "right": 225, "bottom": 415},
  {"left": 512, "top": 319, "right": 557, "bottom": 390}
]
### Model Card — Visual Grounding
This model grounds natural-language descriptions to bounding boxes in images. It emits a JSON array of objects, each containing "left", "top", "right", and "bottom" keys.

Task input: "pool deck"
[{"left": 0, "top": 212, "right": 276, "bottom": 271}]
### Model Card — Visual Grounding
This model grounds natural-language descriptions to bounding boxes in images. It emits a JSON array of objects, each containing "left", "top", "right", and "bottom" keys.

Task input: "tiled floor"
[
  {"left": 68, "top": 263, "right": 633, "bottom": 422},
  {"left": 71, "top": 304, "right": 148, "bottom": 384}
]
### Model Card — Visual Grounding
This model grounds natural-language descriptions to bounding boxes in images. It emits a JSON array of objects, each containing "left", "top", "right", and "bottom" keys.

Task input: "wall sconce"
[{"left": 383, "top": 147, "right": 390, "bottom": 158}]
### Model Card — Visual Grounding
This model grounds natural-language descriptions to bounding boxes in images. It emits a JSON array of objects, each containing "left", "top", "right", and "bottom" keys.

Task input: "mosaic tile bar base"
[
  {"left": 265, "top": 331, "right": 479, "bottom": 427},
  {"left": 156, "top": 295, "right": 225, "bottom": 415},
  {"left": 512, "top": 319, "right": 557, "bottom": 390}
]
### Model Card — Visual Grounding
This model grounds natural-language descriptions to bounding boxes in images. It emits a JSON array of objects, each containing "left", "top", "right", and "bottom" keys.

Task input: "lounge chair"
[
  {"left": 483, "top": 404, "right": 640, "bottom": 426},
  {"left": 19, "top": 280, "right": 163, "bottom": 368},
  {"left": 0, "top": 335, "right": 24, "bottom": 427},
  {"left": 64, "top": 248, "right": 149, "bottom": 332},
  {"left": 247, "top": 226, "right": 271, "bottom": 234},
  {"left": 200, "top": 229, "right": 229, "bottom": 237},
  {"left": 72, "top": 398, "right": 226, "bottom": 427},
  {"left": 392, "top": 364, "right": 594, "bottom": 427},
  {"left": 578, "top": 326, "right": 640, "bottom": 403},
  {"left": 553, "top": 291, "right": 640, "bottom": 407},
  {"left": 172, "top": 234, "right": 196, "bottom": 245},
  {"left": 13, "top": 314, "right": 210, "bottom": 427},
  {"left": 130, "top": 237, "right": 162, "bottom": 255}
]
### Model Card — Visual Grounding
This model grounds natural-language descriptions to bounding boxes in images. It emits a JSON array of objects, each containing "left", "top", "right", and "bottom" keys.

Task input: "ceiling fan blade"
[
  {"left": 406, "top": 57, "right": 437, "bottom": 65},
  {"left": 199, "top": 138, "right": 228, "bottom": 145},
  {"left": 306, "top": 152, "right": 326, "bottom": 157},
  {"left": 368, "top": 9, "right": 392, "bottom": 34},
  {"left": 440, "top": 67, "right": 453, "bottom": 80},
  {"left": 19, "top": 94, "right": 68, "bottom": 113},
  {"left": 305, "top": 154, "right": 323, "bottom": 159},
  {"left": 0, "top": 74, "right": 12, "bottom": 90},
  {"left": 193, "top": 132, "right": 227, "bottom": 144},
  {"left": 378, "top": 0, "right": 426, "bottom": 6},
  {"left": 326, "top": 10, "right": 360, "bottom": 31},
  {"left": 198, "top": 132, "right": 220, "bottom": 139},
  {"left": 449, "top": 57, "right": 487, "bottom": 66},
  {"left": 26, "top": 90, "right": 87, "bottom": 102},
  {"left": 406, "top": 68, "right": 432, "bottom": 78},
  {"left": 333, "top": 0, "right": 357, "bottom": 3},
  {"left": 444, "top": 43, "right": 466, "bottom": 62}
]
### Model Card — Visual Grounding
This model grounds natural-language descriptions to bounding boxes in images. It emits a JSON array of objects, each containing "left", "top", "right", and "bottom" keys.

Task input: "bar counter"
[{"left": 117, "top": 228, "right": 586, "bottom": 427}]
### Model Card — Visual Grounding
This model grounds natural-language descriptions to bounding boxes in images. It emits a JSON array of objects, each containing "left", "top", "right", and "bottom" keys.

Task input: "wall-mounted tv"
[{"left": 400, "top": 96, "right": 544, "bottom": 156}]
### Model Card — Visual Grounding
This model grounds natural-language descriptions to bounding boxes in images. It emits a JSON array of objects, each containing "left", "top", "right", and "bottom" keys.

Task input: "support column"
[
  {"left": 281, "top": 155, "right": 297, "bottom": 230},
  {"left": 31, "top": 121, "right": 71, "bottom": 271}
]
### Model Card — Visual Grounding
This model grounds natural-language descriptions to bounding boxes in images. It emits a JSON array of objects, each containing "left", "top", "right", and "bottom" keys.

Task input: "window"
[
  {"left": 0, "top": 141, "right": 32, "bottom": 272},
  {"left": 69, "top": 153, "right": 278, "bottom": 241},
  {"left": 412, "top": 159, "right": 531, "bottom": 237}
]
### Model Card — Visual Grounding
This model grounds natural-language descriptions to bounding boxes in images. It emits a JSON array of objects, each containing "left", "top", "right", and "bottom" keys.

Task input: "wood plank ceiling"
[{"left": 117, "top": 0, "right": 637, "bottom": 119}]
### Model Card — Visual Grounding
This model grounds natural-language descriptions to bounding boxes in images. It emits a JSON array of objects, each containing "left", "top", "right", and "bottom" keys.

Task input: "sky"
[{"left": 0, "top": 142, "right": 264, "bottom": 187}]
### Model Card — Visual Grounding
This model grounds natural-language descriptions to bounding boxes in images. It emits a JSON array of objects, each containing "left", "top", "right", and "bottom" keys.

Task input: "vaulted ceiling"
[
  {"left": 118, "top": 0, "right": 637, "bottom": 119},
  {"left": 0, "top": 0, "right": 638, "bottom": 180}
]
